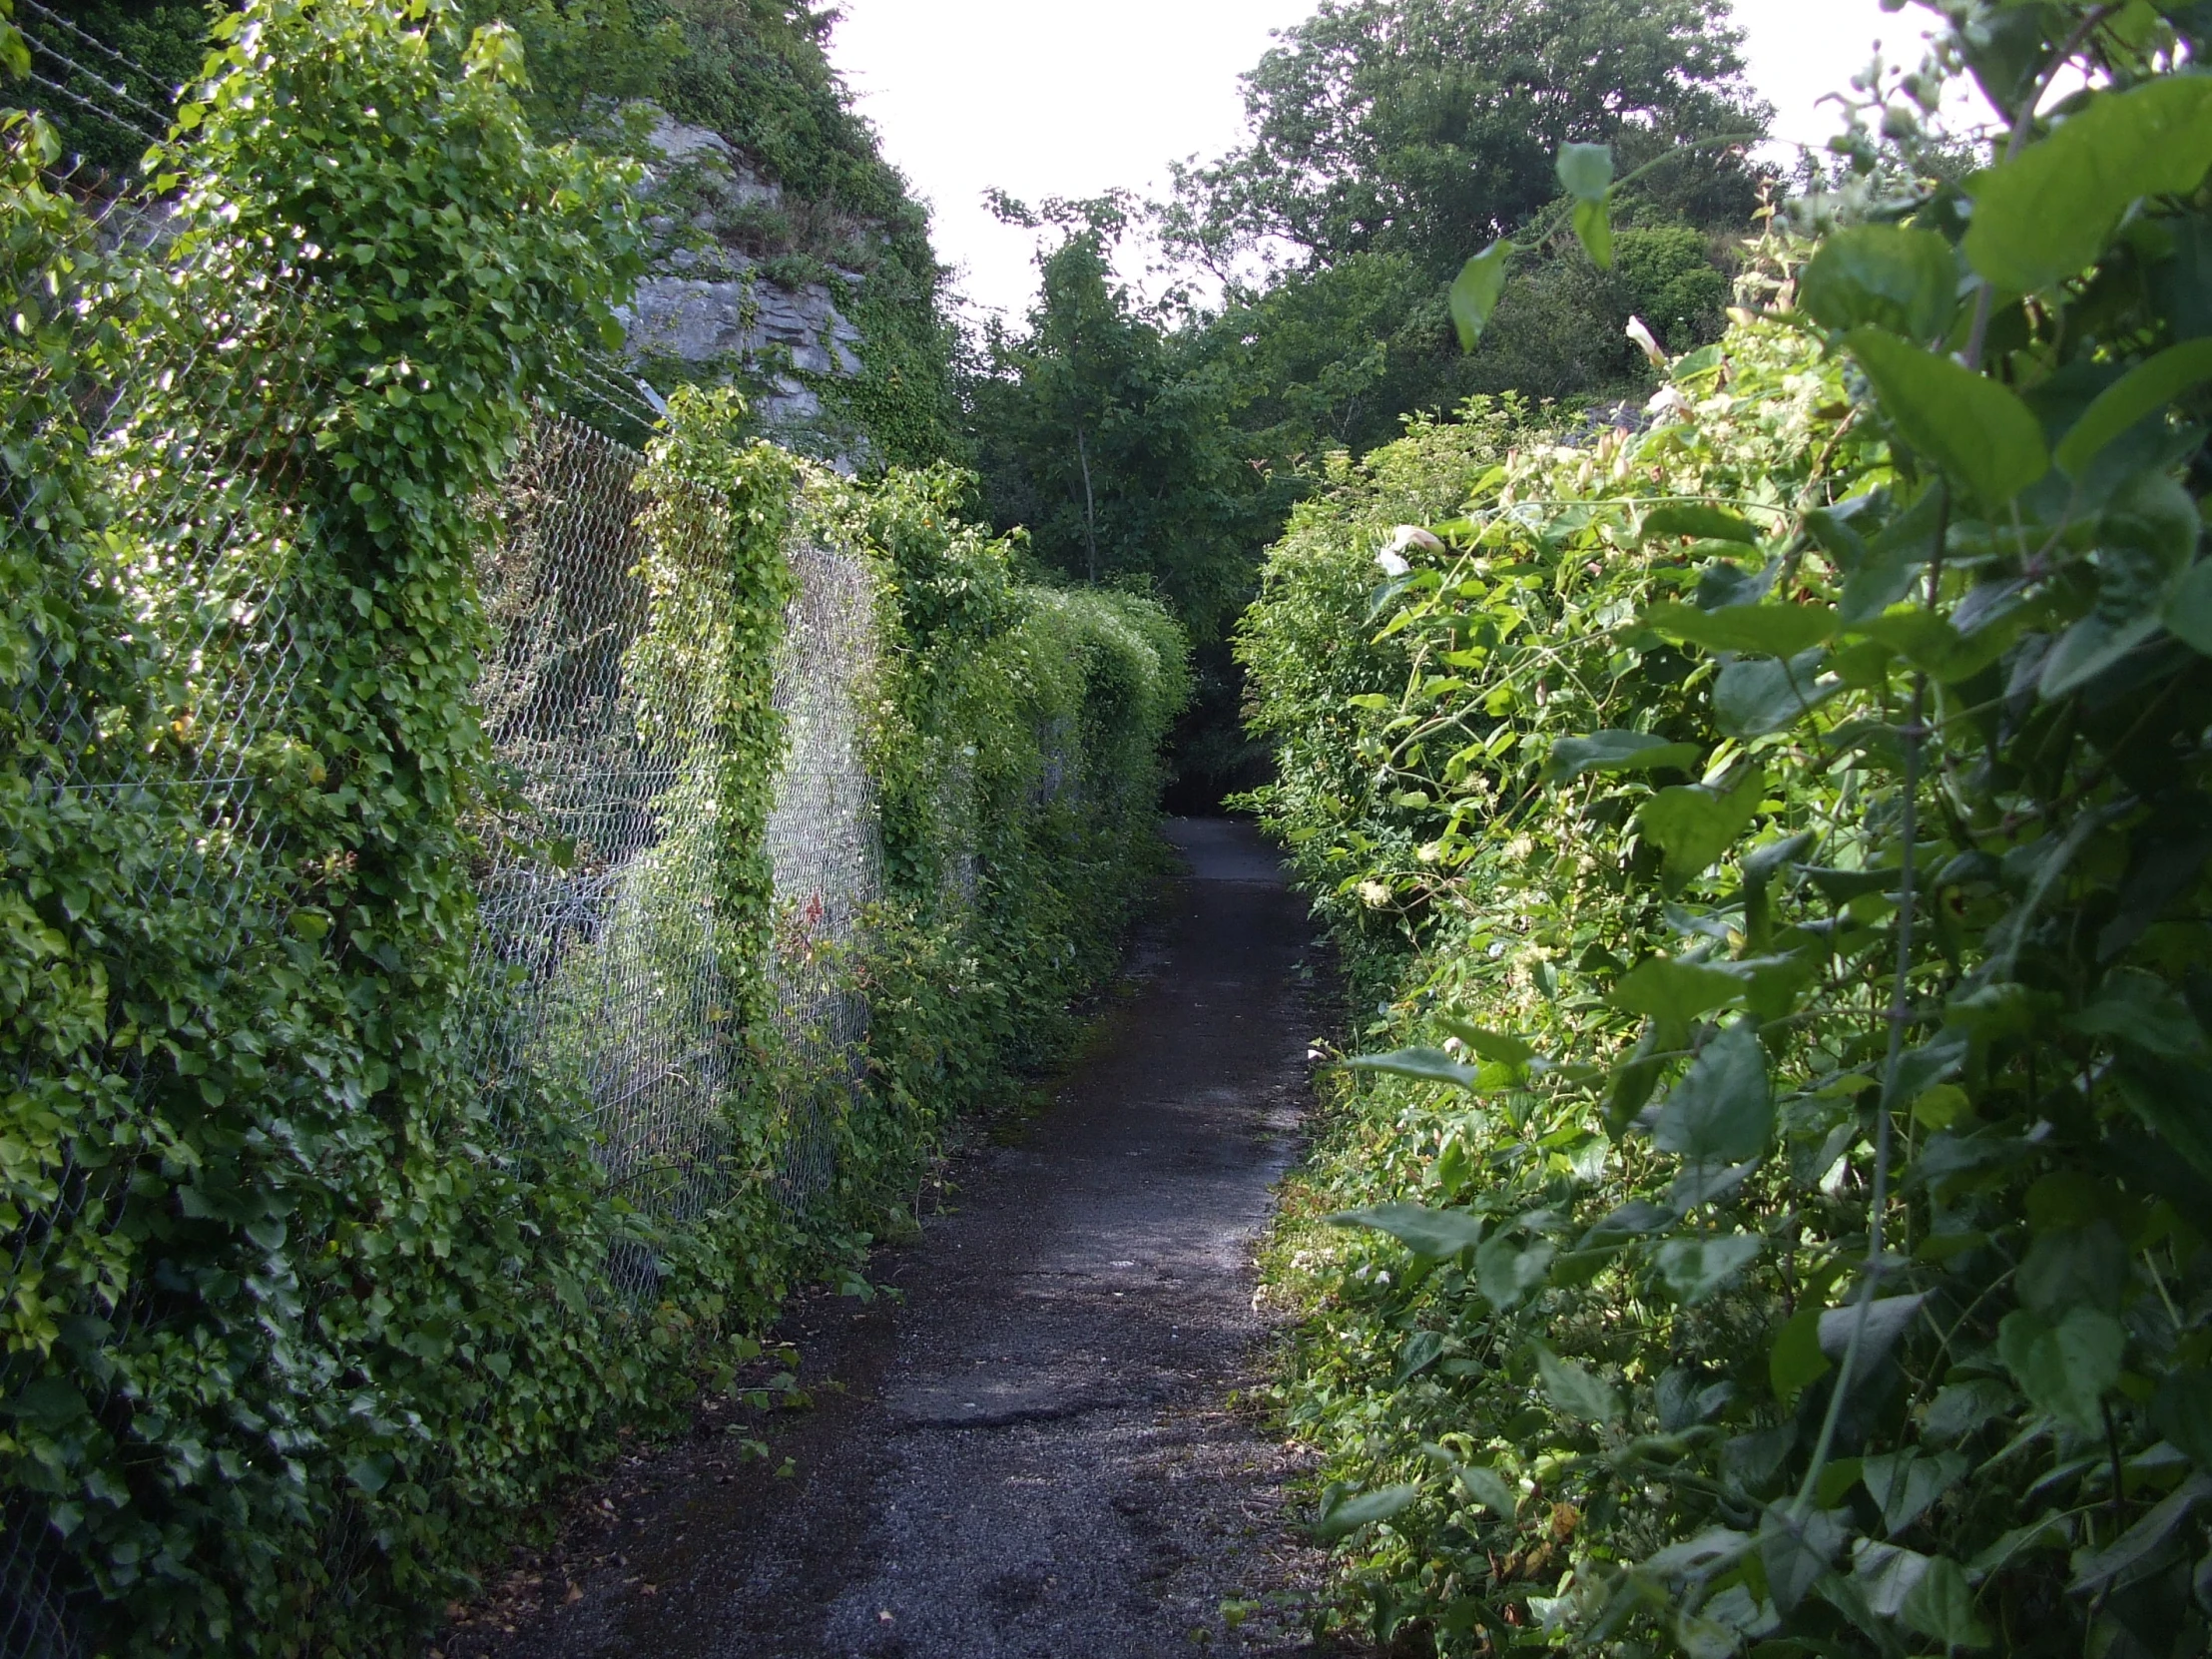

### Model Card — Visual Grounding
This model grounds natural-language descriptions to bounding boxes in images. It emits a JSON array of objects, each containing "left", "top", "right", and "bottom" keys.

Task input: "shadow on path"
[{"left": 448, "top": 819, "right": 1347, "bottom": 1659}]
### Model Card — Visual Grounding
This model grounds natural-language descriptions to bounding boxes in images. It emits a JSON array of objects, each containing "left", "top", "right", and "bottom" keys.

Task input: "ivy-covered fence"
[{"left": 0, "top": 3, "right": 1186, "bottom": 1655}]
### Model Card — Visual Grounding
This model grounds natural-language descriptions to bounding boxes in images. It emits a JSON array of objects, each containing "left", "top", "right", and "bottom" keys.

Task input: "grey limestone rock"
[{"left": 617, "top": 104, "right": 867, "bottom": 458}]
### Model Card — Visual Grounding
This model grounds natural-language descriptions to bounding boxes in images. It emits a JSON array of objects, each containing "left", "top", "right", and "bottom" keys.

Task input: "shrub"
[{"left": 1242, "top": 9, "right": 2212, "bottom": 1650}]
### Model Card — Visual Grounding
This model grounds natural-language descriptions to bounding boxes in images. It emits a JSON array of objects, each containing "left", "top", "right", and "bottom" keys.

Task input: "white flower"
[
  {"left": 1377, "top": 523, "right": 1444, "bottom": 576},
  {"left": 1358, "top": 879, "right": 1392, "bottom": 909},
  {"left": 1646, "top": 384, "right": 1695, "bottom": 421},
  {"left": 1625, "top": 314, "right": 1667, "bottom": 366}
]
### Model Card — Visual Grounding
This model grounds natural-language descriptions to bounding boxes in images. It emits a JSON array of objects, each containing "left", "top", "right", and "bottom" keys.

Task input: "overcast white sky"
[{"left": 828, "top": 0, "right": 1959, "bottom": 321}]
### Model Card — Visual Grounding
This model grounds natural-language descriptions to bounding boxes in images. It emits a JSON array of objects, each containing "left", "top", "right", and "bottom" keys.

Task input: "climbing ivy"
[
  {"left": 1246, "top": 5, "right": 2212, "bottom": 1653},
  {"left": 0, "top": 8, "right": 1187, "bottom": 1650},
  {"left": 804, "top": 464, "right": 1188, "bottom": 1141},
  {"left": 632, "top": 382, "right": 799, "bottom": 1040}
]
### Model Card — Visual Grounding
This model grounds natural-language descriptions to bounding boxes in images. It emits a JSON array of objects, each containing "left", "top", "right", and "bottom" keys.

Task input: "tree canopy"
[
  {"left": 962, "top": 0, "right": 1770, "bottom": 804},
  {"left": 1163, "top": 0, "right": 1768, "bottom": 282}
]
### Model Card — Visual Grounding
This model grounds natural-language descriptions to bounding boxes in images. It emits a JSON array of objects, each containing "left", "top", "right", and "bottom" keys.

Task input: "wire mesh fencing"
[
  {"left": 1, "top": 13, "right": 935, "bottom": 1648},
  {"left": 2, "top": 183, "right": 895, "bottom": 1659},
  {"left": 468, "top": 408, "right": 886, "bottom": 1252},
  {"left": 2, "top": 172, "right": 336, "bottom": 1659}
]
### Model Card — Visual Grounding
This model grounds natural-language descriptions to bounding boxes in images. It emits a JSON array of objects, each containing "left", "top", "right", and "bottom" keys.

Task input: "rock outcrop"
[{"left": 616, "top": 111, "right": 870, "bottom": 464}]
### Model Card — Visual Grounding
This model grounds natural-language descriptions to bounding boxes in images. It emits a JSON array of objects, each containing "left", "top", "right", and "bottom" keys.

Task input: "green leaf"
[
  {"left": 3, "top": 1377, "right": 89, "bottom": 1428},
  {"left": 1759, "top": 1504, "right": 1848, "bottom": 1612},
  {"left": 2037, "top": 611, "right": 2162, "bottom": 699},
  {"left": 1997, "top": 1305, "right": 2125, "bottom": 1433},
  {"left": 344, "top": 1453, "right": 394, "bottom": 1496},
  {"left": 1968, "top": 1516, "right": 2075, "bottom": 1577},
  {"left": 2055, "top": 337, "right": 2212, "bottom": 477},
  {"left": 2099, "top": 471, "right": 2203, "bottom": 618},
  {"left": 1556, "top": 142, "right": 1614, "bottom": 202},
  {"left": 1456, "top": 1462, "right": 1518, "bottom": 1517},
  {"left": 1451, "top": 241, "right": 1510, "bottom": 351},
  {"left": 2153, "top": 1370, "right": 2212, "bottom": 1467},
  {"left": 1900, "top": 1555, "right": 1992, "bottom": 1650},
  {"left": 1893, "top": 1032, "right": 1969, "bottom": 1107},
  {"left": 1608, "top": 957, "right": 1748, "bottom": 1025},
  {"left": 2067, "top": 1471, "right": 2212, "bottom": 1594},
  {"left": 1912, "top": 1085, "right": 1973, "bottom": 1133},
  {"left": 1846, "top": 327, "right": 2050, "bottom": 509},
  {"left": 1642, "top": 503, "right": 1761, "bottom": 544},
  {"left": 1921, "top": 1379, "right": 2015, "bottom": 1444},
  {"left": 1543, "top": 730, "right": 1701, "bottom": 784},
  {"left": 1821, "top": 1294, "right": 1932, "bottom": 1371},
  {"left": 1853, "top": 1539, "right": 1934, "bottom": 1619},
  {"left": 1964, "top": 76, "right": 2212, "bottom": 294},
  {"left": 1673, "top": 1610, "right": 1741, "bottom": 1659},
  {"left": 1657, "top": 1233, "right": 1762, "bottom": 1306},
  {"left": 2113, "top": 1055, "right": 2212, "bottom": 1184},
  {"left": 1770, "top": 1304, "right": 1831, "bottom": 1405},
  {"left": 1643, "top": 602, "right": 1838, "bottom": 658},
  {"left": 1476, "top": 1232, "right": 1556, "bottom": 1311},
  {"left": 1342, "top": 1047, "right": 1477, "bottom": 1088},
  {"left": 2163, "top": 560, "right": 2212, "bottom": 656},
  {"left": 1643, "top": 1526, "right": 1755, "bottom": 1581},
  {"left": 1801, "top": 224, "right": 1959, "bottom": 342},
  {"left": 1316, "top": 1482, "right": 1418, "bottom": 1539},
  {"left": 1572, "top": 196, "right": 1613, "bottom": 271},
  {"left": 1863, "top": 1448, "right": 1967, "bottom": 1535},
  {"left": 2069, "top": 968, "right": 2208, "bottom": 1062},
  {"left": 1330, "top": 1202, "right": 1485, "bottom": 1261},
  {"left": 1536, "top": 1344, "right": 1621, "bottom": 1422},
  {"left": 1434, "top": 1018, "right": 1535, "bottom": 1069},
  {"left": 1653, "top": 1020, "right": 1773, "bottom": 1166},
  {"left": 1393, "top": 1330, "right": 1445, "bottom": 1384},
  {"left": 1639, "top": 771, "right": 1765, "bottom": 886},
  {"left": 1716, "top": 650, "right": 1842, "bottom": 738}
]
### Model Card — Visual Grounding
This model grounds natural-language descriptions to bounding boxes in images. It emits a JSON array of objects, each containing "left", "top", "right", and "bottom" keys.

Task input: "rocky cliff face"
[{"left": 619, "top": 111, "right": 872, "bottom": 468}]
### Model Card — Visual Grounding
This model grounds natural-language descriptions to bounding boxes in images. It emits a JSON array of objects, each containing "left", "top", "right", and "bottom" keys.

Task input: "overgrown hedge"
[
  {"left": 1241, "top": 7, "right": 2212, "bottom": 1653},
  {"left": 0, "top": 2, "right": 1183, "bottom": 1652}
]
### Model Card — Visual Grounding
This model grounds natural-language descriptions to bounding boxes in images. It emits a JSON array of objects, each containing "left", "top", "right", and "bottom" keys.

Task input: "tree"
[
  {"left": 964, "top": 199, "right": 1282, "bottom": 806},
  {"left": 1165, "top": 0, "right": 1768, "bottom": 283},
  {"left": 968, "top": 199, "right": 1260, "bottom": 643}
]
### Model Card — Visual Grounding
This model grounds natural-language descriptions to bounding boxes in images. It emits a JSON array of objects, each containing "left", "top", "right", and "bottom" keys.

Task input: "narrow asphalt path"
[{"left": 448, "top": 819, "right": 1347, "bottom": 1659}]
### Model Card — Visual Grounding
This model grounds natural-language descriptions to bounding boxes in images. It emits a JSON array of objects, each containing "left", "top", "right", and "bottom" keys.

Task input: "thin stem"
[
  {"left": 1074, "top": 425, "right": 1098, "bottom": 586},
  {"left": 2102, "top": 1399, "right": 2129, "bottom": 1533},
  {"left": 1791, "top": 486, "right": 1949, "bottom": 1522}
]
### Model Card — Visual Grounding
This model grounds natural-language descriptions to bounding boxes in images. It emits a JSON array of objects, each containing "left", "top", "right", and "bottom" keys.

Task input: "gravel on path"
[{"left": 443, "top": 818, "right": 1354, "bottom": 1659}]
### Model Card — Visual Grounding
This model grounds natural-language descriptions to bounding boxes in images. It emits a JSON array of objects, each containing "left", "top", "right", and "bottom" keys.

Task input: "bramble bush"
[
  {"left": 1243, "top": 4, "right": 2212, "bottom": 1653},
  {"left": 0, "top": 2, "right": 1184, "bottom": 1651}
]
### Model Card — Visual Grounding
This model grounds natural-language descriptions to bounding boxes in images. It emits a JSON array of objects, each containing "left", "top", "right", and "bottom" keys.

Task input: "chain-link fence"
[
  {"left": 2, "top": 19, "right": 910, "bottom": 1645},
  {"left": 3, "top": 317, "right": 894, "bottom": 1659},
  {"left": 468, "top": 408, "right": 885, "bottom": 1253}
]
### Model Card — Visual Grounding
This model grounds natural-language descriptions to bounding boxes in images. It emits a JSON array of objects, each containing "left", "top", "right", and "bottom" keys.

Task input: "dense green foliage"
[
  {"left": 965, "top": 0, "right": 1765, "bottom": 807},
  {"left": 0, "top": 3, "right": 1182, "bottom": 1650},
  {"left": 813, "top": 461, "right": 1190, "bottom": 1150},
  {"left": 29, "top": 0, "right": 958, "bottom": 467},
  {"left": 1243, "top": 5, "right": 2212, "bottom": 1653},
  {"left": 1166, "top": 0, "right": 1760, "bottom": 273},
  {"left": 964, "top": 210, "right": 1283, "bottom": 807},
  {"left": 1161, "top": 0, "right": 1763, "bottom": 428}
]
